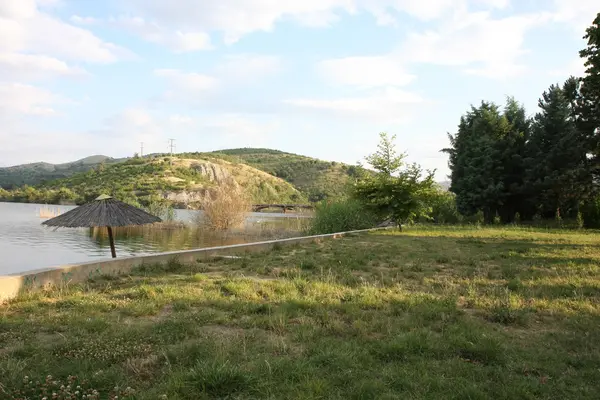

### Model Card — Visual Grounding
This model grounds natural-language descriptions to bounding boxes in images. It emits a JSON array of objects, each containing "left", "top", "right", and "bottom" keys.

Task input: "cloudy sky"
[{"left": 0, "top": 0, "right": 596, "bottom": 179}]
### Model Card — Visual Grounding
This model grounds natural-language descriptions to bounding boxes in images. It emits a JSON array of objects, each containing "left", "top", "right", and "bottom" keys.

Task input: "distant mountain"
[{"left": 0, "top": 155, "right": 124, "bottom": 189}]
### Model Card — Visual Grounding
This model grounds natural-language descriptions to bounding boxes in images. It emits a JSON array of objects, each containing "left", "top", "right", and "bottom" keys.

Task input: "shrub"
[
  {"left": 426, "top": 189, "right": 463, "bottom": 224},
  {"left": 582, "top": 196, "right": 600, "bottom": 228},
  {"left": 144, "top": 197, "right": 175, "bottom": 221},
  {"left": 199, "top": 180, "right": 251, "bottom": 231},
  {"left": 308, "top": 199, "right": 379, "bottom": 235}
]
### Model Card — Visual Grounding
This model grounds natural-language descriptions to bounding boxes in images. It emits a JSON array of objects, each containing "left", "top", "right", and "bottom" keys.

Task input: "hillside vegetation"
[
  {"left": 0, "top": 155, "right": 123, "bottom": 189},
  {"left": 0, "top": 148, "right": 357, "bottom": 203},
  {"left": 0, "top": 155, "right": 303, "bottom": 207},
  {"left": 198, "top": 148, "right": 360, "bottom": 202}
]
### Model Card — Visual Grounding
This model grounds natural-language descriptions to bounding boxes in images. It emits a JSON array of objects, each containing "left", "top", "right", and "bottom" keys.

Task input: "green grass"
[{"left": 1, "top": 226, "right": 600, "bottom": 398}]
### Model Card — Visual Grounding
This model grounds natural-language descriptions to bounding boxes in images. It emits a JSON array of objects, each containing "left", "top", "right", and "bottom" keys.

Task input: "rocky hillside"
[
  {"left": 0, "top": 155, "right": 304, "bottom": 207},
  {"left": 188, "top": 148, "right": 360, "bottom": 202}
]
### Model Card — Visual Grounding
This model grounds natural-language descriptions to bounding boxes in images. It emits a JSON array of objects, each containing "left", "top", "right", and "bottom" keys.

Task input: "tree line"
[{"left": 443, "top": 13, "right": 600, "bottom": 226}]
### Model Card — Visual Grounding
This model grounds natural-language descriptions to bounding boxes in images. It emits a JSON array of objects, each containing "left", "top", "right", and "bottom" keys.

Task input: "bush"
[
  {"left": 199, "top": 181, "right": 251, "bottom": 231},
  {"left": 144, "top": 197, "right": 176, "bottom": 221},
  {"left": 582, "top": 196, "right": 600, "bottom": 228},
  {"left": 426, "top": 189, "right": 463, "bottom": 224},
  {"left": 308, "top": 199, "right": 379, "bottom": 235}
]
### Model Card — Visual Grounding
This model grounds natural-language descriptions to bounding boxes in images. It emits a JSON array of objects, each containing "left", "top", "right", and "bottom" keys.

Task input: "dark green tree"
[
  {"left": 444, "top": 102, "right": 509, "bottom": 223},
  {"left": 579, "top": 12, "right": 600, "bottom": 166},
  {"left": 498, "top": 97, "right": 531, "bottom": 221},
  {"left": 526, "top": 79, "right": 592, "bottom": 219}
]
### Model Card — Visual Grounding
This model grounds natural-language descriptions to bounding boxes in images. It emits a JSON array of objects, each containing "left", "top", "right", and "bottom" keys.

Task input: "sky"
[{"left": 0, "top": 0, "right": 598, "bottom": 180}]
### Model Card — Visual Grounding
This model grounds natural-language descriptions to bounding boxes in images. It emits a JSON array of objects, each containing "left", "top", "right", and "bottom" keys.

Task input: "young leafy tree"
[
  {"left": 363, "top": 132, "right": 406, "bottom": 176},
  {"left": 354, "top": 133, "right": 436, "bottom": 225}
]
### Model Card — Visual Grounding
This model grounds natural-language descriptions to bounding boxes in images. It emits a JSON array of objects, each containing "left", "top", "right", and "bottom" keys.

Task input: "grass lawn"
[{"left": 1, "top": 226, "right": 600, "bottom": 399}]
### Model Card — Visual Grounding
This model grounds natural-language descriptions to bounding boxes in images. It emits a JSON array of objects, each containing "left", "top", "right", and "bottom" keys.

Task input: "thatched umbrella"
[{"left": 42, "top": 194, "right": 162, "bottom": 258}]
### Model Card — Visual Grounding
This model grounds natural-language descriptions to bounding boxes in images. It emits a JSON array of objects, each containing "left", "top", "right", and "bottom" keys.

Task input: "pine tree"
[
  {"left": 444, "top": 101, "right": 511, "bottom": 223},
  {"left": 526, "top": 79, "right": 592, "bottom": 218},
  {"left": 578, "top": 12, "right": 600, "bottom": 174}
]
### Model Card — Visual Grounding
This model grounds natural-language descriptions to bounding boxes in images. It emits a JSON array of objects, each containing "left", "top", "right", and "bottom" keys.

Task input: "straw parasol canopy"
[{"left": 42, "top": 194, "right": 162, "bottom": 258}]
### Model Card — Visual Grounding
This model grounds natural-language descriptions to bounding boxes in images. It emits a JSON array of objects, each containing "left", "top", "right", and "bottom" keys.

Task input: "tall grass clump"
[
  {"left": 144, "top": 197, "right": 176, "bottom": 222},
  {"left": 199, "top": 181, "right": 251, "bottom": 231},
  {"left": 308, "top": 199, "right": 379, "bottom": 234}
]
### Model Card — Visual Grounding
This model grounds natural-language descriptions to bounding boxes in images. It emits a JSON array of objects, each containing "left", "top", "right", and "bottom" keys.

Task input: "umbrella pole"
[{"left": 107, "top": 226, "right": 117, "bottom": 258}]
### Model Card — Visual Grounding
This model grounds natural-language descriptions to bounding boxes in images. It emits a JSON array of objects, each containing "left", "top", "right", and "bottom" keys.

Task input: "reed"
[
  {"left": 38, "top": 205, "right": 62, "bottom": 219},
  {"left": 198, "top": 181, "right": 252, "bottom": 231}
]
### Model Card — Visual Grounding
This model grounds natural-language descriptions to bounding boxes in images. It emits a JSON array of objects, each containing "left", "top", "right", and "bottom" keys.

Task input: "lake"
[{"left": 0, "top": 202, "right": 309, "bottom": 275}]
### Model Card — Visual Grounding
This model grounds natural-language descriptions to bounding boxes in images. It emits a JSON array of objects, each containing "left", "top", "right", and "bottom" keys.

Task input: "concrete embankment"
[{"left": 0, "top": 227, "right": 392, "bottom": 302}]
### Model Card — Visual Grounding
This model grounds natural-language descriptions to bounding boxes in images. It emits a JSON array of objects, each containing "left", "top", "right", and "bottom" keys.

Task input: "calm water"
[{"left": 0, "top": 202, "right": 308, "bottom": 275}]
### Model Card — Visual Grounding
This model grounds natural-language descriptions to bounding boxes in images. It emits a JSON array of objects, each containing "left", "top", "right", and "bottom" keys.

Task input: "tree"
[
  {"left": 579, "top": 12, "right": 600, "bottom": 162},
  {"left": 525, "top": 79, "right": 592, "bottom": 218},
  {"left": 444, "top": 98, "right": 534, "bottom": 223},
  {"left": 363, "top": 132, "right": 406, "bottom": 176},
  {"left": 498, "top": 97, "right": 531, "bottom": 221},
  {"left": 354, "top": 133, "right": 436, "bottom": 225},
  {"left": 444, "top": 102, "right": 510, "bottom": 223}
]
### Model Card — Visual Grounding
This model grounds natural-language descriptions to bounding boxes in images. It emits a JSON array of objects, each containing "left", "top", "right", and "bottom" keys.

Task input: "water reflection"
[{"left": 0, "top": 202, "right": 310, "bottom": 275}]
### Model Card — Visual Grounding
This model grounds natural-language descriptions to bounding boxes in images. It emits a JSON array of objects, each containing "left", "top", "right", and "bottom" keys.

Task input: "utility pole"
[
  {"left": 140, "top": 142, "right": 144, "bottom": 158},
  {"left": 168, "top": 138, "right": 176, "bottom": 166}
]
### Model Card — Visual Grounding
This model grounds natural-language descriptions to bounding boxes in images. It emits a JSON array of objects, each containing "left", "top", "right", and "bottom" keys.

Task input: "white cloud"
[
  {"left": 0, "top": 53, "right": 87, "bottom": 81},
  {"left": 285, "top": 87, "right": 424, "bottom": 123},
  {"left": 170, "top": 114, "right": 194, "bottom": 125},
  {"left": 152, "top": 54, "right": 282, "bottom": 104},
  {"left": 318, "top": 56, "right": 415, "bottom": 87},
  {"left": 548, "top": 58, "right": 587, "bottom": 78},
  {"left": 217, "top": 54, "right": 282, "bottom": 82},
  {"left": 0, "top": 83, "right": 64, "bottom": 116},
  {"left": 71, "top": 15, "right": 213, "bottom": 53},
  {"left": 1, "top": 4, "right": 129, "bottom": 64},
  {"left": 78, "top": 0, "right": 512, "bottom": 49},
  {"left": 401, "top": 11, "right": 551, "bottom": 78},
  {"left": 551, "top": 0, "right": 600, "bottom": 35},
  {"left": 154, "top": 69, "right": 219, "bottom": 94},
  {"left": 202, "top": 114, "right": 280, "bottom": 141}
]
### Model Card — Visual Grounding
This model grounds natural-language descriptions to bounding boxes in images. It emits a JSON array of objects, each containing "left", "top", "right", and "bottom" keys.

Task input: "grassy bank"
[{"left": 1, "top": 226, "right": 599, "bottom": 398}]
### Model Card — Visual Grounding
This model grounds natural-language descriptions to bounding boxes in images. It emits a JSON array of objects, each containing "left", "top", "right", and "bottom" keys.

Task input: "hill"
[
  {"left": 192, "top": 148, "right": 360, "bottom": 202},
  {"left": 0, "top": 155, "right": 123, "bottom": 189},
  {"left": 0, "top": 155, "right": 303, "bottom": 207},
  {"left": 0, "top": 148, "right": 359, "bottom": 202}
]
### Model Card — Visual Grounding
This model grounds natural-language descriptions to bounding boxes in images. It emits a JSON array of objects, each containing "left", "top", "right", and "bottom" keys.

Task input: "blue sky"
[{"left": 0, "top": 0, "right": 597, "bottom": 180}]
